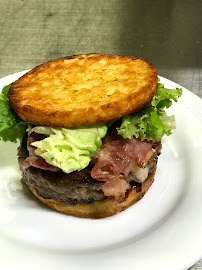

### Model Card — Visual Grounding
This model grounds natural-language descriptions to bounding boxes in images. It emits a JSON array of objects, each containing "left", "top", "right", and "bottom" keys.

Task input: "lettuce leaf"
[
  {"left": 0, "top": 84, "right": 28, "bottom": 142},
  {"left": 32, "top": 124, "right": 108, "bottom": 173},
  {"left": 117, "top": 81, "right": 182, "bottom": 141}
]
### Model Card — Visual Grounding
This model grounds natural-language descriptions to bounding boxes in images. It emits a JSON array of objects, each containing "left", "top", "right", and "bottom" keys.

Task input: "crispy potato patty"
[{"left": 8, "top": 54, "right": 157, "bottom": 127}]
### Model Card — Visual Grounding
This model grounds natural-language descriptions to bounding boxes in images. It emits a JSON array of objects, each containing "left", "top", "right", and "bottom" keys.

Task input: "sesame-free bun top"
[{"left": 8, "top": 54, "right": 157, "bottom": 127}]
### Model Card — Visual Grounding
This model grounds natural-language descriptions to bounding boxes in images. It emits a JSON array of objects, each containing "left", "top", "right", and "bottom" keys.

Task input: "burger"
[{"left": 0, "top": 54, "right": 182, "bottom": 218}]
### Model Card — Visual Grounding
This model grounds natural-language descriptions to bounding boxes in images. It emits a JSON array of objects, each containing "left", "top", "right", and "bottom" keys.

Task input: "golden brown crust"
[
  {"left": 28, "top": 173, "right": 155, "bottom": 219},
  {"left": 9, "top": 54, "right": 157, "bottom": 127}
]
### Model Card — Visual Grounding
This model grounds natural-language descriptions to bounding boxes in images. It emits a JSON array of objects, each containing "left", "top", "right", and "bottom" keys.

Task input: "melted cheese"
[{"left": 132, "top": 163, "right": 149, "bottom": 183}]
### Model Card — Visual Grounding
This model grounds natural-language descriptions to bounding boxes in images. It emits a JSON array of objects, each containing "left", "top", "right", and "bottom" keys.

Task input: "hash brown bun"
[{"left": 8, "top": 54, "right": 157, "bottom": 127}]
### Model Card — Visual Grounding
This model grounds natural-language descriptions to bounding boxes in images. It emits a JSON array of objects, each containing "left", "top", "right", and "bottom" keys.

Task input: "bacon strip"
[
  {"left": 23, "top": 132, "right": 60, "bottom": 172},
  {"left": 102, "top": 178, "right": 130, "bottom": 203},
  {"left": 91, "top": 131, "right": 153, "bottom": 202}
]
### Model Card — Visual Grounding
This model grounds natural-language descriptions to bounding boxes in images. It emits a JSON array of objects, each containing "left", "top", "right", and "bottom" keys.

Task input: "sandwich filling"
[
  {"left": 18, "top": 129, "right": 162, "bottom": 204},
  {"left": 22, "top": 125, "right": 157, "bottom": 203}
]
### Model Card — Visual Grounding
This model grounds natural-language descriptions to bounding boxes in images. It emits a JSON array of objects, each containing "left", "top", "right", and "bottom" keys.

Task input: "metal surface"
[{"left": 0, "top": 0, "right": 201, "bottom": 269}]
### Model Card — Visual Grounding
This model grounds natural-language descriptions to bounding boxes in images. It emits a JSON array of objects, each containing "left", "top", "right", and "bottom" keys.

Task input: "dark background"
[{"left": 0, "top": 0, "right": 201, "bottom": 269}]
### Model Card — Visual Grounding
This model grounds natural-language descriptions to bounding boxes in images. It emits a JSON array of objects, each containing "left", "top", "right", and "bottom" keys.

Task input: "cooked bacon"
[
  {"left": 102, "top": 177, "right": 130, "bottom": 203},
  {"left": 23, "top": 132, "right": 60, "bottom": 172},
  {"left": 125, "top": 139, "right": 153, "bottom": 168},
  {"left": 91, "top": 133, "right": 153, "bottom": 179},
  {"left": 91, "top": 160, "right": 116, "bottom": 180},
  {"left": 91, "top": 131, "right": 153, "bottom": 202},
  {"left": 91, "top": 159, "right": 131, "bottom": 201}
]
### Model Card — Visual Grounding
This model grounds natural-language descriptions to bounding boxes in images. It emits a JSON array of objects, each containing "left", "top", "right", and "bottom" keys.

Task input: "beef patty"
[{"left": 18, "top": 136, "right": 161, "bottom": 204}]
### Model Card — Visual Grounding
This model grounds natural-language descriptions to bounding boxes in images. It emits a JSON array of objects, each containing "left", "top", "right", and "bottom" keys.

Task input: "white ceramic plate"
[{"left": 0, "top": 72, "right": 201, "bottom": 270}]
